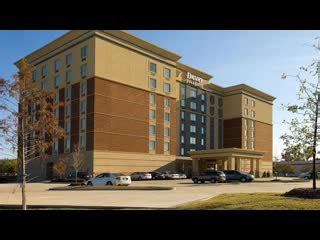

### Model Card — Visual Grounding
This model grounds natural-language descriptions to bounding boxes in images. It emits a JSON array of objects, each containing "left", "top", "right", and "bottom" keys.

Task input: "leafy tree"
[
  {"left": 0, "top": 59, "right": 64, "bottom": 210},
  {"left": 53, "top": 157, "right": 67, "bottom": 179},
  {"left": 0, "top": 159, "right": 17, "bottom": 175},
  {"left": 273, "top": 162, "right": 295, "bottom": 177},
  {"left": 301, "top": 164, "right": 313, "bottom": 173}
]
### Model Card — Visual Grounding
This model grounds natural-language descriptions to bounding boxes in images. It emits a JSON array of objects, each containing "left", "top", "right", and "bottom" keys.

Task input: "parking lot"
[{"left": 0, "top": 178, "right": 318, "bottom": 208}]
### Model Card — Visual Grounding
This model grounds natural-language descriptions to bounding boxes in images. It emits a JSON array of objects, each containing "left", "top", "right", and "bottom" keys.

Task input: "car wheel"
[
  {"left": 106, "top": 181, "right": 113, "bottom": 185},
  {"left": 201, "top": 180, "right": 205, "bottom": 184},
  {"left": 87, "top": 181, "right": 93, "bottom": 186},
  {"left": 193, "top": 178, "right": 199, "bottom": 183},
  {"left": 304, "top": 176, "right": 309, "bottom": 180},
  {"left": 210, "top": 178, "right": 217, "bottom": 183},
  {"left": 240, "top": 177, "right": 246, "bottom": 183}
]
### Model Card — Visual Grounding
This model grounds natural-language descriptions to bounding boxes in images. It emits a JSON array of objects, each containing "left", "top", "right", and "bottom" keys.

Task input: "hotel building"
[{"left": 16, "top": 30, "right": 275, "bottom": 180}]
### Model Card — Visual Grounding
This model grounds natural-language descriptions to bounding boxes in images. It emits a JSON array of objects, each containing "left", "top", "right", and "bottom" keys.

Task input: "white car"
[
  {"left": 130, "top": 172, "right": 152, "bottom": 180},
  {"left": 162, "top": 171, "right": 181, "bottom": 180},
  {"left": 87, "top": 173, "right": 131, "bottom": 186}
]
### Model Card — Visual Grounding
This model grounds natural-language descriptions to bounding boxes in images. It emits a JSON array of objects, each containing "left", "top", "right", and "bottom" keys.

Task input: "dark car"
[
  {"left": 192, "top": 170, "right": 226, "bottom": 183},
  {"left": 299, "top": 171, "right": 320, "bottom": 180},
  {"left": 223, "top": 170, "right": 254, "bottom": 182},
  {"left": 67, "top": 172, "right": 91, "bottom": 181},
  {"left": 150, "top": 172, "right": 166, "bottom": 180}
]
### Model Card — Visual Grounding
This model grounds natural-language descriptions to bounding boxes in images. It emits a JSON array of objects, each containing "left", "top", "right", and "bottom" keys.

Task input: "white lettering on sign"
[{"left": 187, "top": 72, "right": 203, "bottom": 83}]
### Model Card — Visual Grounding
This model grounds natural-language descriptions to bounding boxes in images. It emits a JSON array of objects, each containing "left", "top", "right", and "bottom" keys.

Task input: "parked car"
[
  {"left": 299, "top": 171, "right": 320, "bottom": 180},
  {"left": 223, "top": 170, "right": 254, "bottom": 182},
  {"left": 150, "top": 172, "right": 166, "bottom": 180},
  {"left": 67, "top": 172, "right": 91, "bottom": 181},
  {"left": 130, "top": 172, "right": 152, "bottom": 180},
  {"left": 178, "top": 173, "right": 187, "bottom": 179},
  {"left": 162, "top": 171, "right": 181, "bottom": 180},
  {"left": 87, "top": 172, "right": 131, "bottom": 186},
  {"left": 192, "top": 170, "right": 226, "bottom": 183}
]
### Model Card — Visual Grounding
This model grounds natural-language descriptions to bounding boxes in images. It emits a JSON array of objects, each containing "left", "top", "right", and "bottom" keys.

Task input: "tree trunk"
[{"left": 21, "top": 112, "right": 27, "bottom": 210}]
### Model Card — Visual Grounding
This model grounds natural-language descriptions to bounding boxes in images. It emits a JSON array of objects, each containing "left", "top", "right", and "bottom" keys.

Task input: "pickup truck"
[{"left": 192, "top": 170, "right": 226, "bottom": 183}]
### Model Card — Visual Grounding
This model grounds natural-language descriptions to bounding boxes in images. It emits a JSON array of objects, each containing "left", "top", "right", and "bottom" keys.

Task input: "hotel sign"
[{"left": 182, "top": 72, "right": 204, "bottom": 87}]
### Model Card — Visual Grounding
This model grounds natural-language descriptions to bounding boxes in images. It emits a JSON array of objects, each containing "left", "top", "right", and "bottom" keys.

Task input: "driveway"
[{"left": 0, "top": 179, "right": 318, "bottom": 208}]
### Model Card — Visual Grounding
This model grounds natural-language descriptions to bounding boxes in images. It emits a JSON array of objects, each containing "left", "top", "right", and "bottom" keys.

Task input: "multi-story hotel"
[{"left": 16, "top": 30, "right": 275, "bottom": 180}]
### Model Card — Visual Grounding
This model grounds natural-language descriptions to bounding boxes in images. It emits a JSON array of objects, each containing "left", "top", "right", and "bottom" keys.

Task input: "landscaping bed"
[
  {"left": 49, "top": 185, "right": 175, "bottom": 191},
  {"left": 283, "top": 188, "right": 320, "bottom": 199},
  {"left": 254, "top": 179, "right": 309, "bottom": 183}
]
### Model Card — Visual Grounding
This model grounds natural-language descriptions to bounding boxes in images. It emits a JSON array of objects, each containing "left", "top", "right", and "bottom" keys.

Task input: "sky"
[{"left": 1, "top": 30, "right": 320, "bottom": 159}]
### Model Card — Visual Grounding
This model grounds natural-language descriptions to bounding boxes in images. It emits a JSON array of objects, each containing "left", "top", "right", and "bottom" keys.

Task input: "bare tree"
[
  {"left": 53, "top": 157, "right": 67, "bottom": 179},
  {"left": 0, "top": 59, "right": 64, "bottom": 209},
  {"left": 71, "top": 143, "right": 86, "bottom": 184}
]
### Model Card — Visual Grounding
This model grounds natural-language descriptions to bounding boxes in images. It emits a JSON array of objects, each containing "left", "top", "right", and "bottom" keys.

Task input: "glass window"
[
  {"left": 244, "top": 119, "right": 248, "bottom": 127},
  {"left": 244, "top": 139, "right": 247, "bottom": 148},
  {"left": 218, "top": 98, "right": 223, "bottom": 107},
  {"left": 181, "top": 99, "right": 185, "bottom": 107},
  {"left": 218, "top": 109, "right": 223, "bottom": 118},
  {"left": 65, "top": 136, "right": 71, "bottom": 153},
  {"left": 81, "top": 64, "right": 87, "bottom": 77},
  {"left": 164, "top": 127, "right": 170, "bottom": 137},
  {"left": 149, "top": 141, "right": 156, "bottom": 150},
  {"left": 66, "top": 86, "right": 71, "bottom": 99},
  {"left": 180, "top": 148, "right": 185, "bottom": 155},
  {"left": 32, "top": 69, "right": 37, "bottom": 82},
  {"left": 164, "top": 83, "right": 171, "bottom": 93},
  {"left": 251, "top": 130, "right": 254, "bottom": 138},
  {"left": 80, "top": 133, "right": 86, "bottom": 147},
  {"left": 149, "top": 109, "right": 156, "bottom": 119},
  {"left": 81, "top": 118, "right": 86, "bottom": 130},
  {"left": 181, "top": 135, "right": 184, "bottom": 143},
  {"left": 190, "top": 137, "right": 196, "bottom": 145},
  {"left": 66, "top": 70, "right": 72, "bottom": 83},
  {"left": 164, "top": 142, "right": 170, "bottom": 152},
  {"left": 190, "top": 88, "right": 197, "bottom": 98},
  {"left": 190, "top": 113, "right": 196, "bottom": 121},
  {"left": 181, "top": 111, "right": 185, "bottom": 119},
  {"left": 244, "top": 108, "right": 248, "bottom": 116},
  {"left": 190, "top": 125, "right": 196, "bottom": 133},
  {"left": 181, "top": 123, "right": 185, "bottom": 131},
  {"left": 210, "top": 95, "right": 215, "bottom": 104},
  {"left": 244, "top": 129, "right": 247, "bottom": 137},
  {"left": 54, "top": 75, "right": 60, "bottom": 87},
  {"left": 244, "top": 97, "right": 248, "bottom": 105},
  {"left": 65, "top": 102, "right": 71, "bottom": 117},
  {"left": 40, "top": 81, "right": 48, "bottom": 90},
  {"left": 149, "top": 78, "right": 156, "bottom": 89},
  {"left": 164, "top": 98, "right": 170, "bottom": 107},
  {"left": 54, "top": 59, "right": 61, "bottom": 72},
  {"left": 210, "top": 106, "right": 215, "bottom": 115},
  {"left": 81, "top": 82, "right": 87, "bottom": 95},
  {"left": 251, "top": 120, "right": 254, "bottom": 128},
  {"left": 149, "top": 125, "right": 156, "bottom": 135},
  {"left": 41, "top": 65, "right": 47, "bottom": 78},
  {"left": 201, "top": 115, "right": 205, "bottom": 123},
  {"left": 81, "top": 46, "right": 87, "bottom": 59},
  {"left": 180, "top": 85, "right": 186, "bottom": 98},
  {"left": 54, "top": 108, "right": 59, "bottom": 118},
  {"left": 251, "top": 100, "right": 255, "bottom": 107},
  {"left": 163, "top": 68, "right": 171, "bottom": 78},
  {"left": 201, "top": 138, "right": 204, "bottom": 146},
  {"left": 201, "top": 127, "right": 204, "bottom": 135},
  {"left": 81, "top": 99, "right": 86, "bottom": 113},
  {"left": 201, "top": 104, "right": 205, "bottom": 112},
  {"left": 201, "top": 94, "right": 205, "bottom": 101},
  {"left": 251, "top": 110, "right": 255, "bottom": 118},
  {"left": 149, "top": 62, "right": 157, "bottom": 73},
  {"left": 53, "top": 140, "right": 58, "bottom": 153},
  {"left": 64, "top": 120, "right": 70, "bottom": 134},
  {"left": 190, "top": 102, "right": 197, "bottom": 110},
  {"left": 66, "top": 53, "right": 72, "bottom": 66},
  {"left": 251, "top": 140, "right": 254, "bottom": 149},
  {"left": 149, "top": 94, "right": 156, "bottom": 104},
  {"left": 164, "top": 112, "right": 170, "bottom": 122}
]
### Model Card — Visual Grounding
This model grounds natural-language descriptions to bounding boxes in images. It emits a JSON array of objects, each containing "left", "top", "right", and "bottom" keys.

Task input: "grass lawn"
[{"left": 177, "top": 193, "right": 320, "bottom": 210}]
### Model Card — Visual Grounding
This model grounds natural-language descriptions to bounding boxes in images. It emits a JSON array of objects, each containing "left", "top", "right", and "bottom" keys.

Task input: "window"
[
  {"left": 81, "top": 46, "right": 87, "bottom": 59},
  {"left": 81, "top": 118, "right": 86, "bottom": 130},
  {"left": 218, "top": 98, "right": 223, "bottom": 107},
  {"left": 190, "top": 113, "right": 196, "bottom": 121},
  {"left": 81, "top": 64, "right": 87, "bottom": 77},
  {"left": 251, "top": 110, "right": 255, "bottom": 118},
  {"left": 32, "top": 69, "right": 37, "bottom": 82},
  {"left": 251, "top": 141, "right": 254, "bottom": 149},
  {"left": 41, "top": 65, "right": 47, "bottom": 78},
  {"left": 54, "top": 108, "right": 59, "bottom": 118},
  {"left": 81, "top": 99, "right": 86, "bottom": 113},
  {"left": 181, "top": 123, "right": 185, "bottom": 131},
  {"left": 218, "top": 108, "right": 223, "bottom": 118},
  {"left": 66, "top": 53, "right": 72, "bottom": 66},
  {"left": 210, "top": 106, "right": 215, "bottom": 116},
  {"left": 164, "top": 112, "right": 170, "bottom": 122},
  {"left": 164, "top": 142, "right": 170, "bottom": 152},
  {"left": 149, "top": 141, "right": 156, "bottom": 150},
  {"left": 244, "top": 140, "right": 247, "bottom": 148},
  {"left": 251, "top": 130, "right": 254, "bottom": 138},
  {"left": 244, "top": 108, "right": 248, "bottom": 116},
  {"left": 81, "top": 82, "right": 87, "bottom": 95},
  {"left": 210, "top": 95, "right": 215, "bottom": 104},
  {"left": 190, "top": 102, "right": 197, "bottom": 110},
  {"left": 190, "top": 149, "right": 196, "bottom": 152},
  {"left": 149, "top": 94, "right": 156, "bottom": 104},
  {"left": 32, "top": 114, "right": 36, "bottom": 123},
  {"left": 180, "top": 85, "right": 186, "bottom": 98},
  {"left": 244, "top": 119, "right": 248, "bottom": 127},
  {"left": 54, "top": 59, "right": 61, "bottom": 72},
  {"left": 190, "top": 137, "right": 196, "bottom": 145},
  {"left": 190, "top": 89, "right": 197, "bottom": 98},
  {"left": 181, "top": 111, "right": 185, "bottom": 119},
  {"left": 31, "top": 102, "right": 36, "bottom": 111},
  {"left": 149, "top": 109, "right": 156, "bottom": 119},
  {"left": 180, "top": 148, "right": 185, "bottom": 155},
  {"left": 54, "top": 92, "right": 59, "bottom": 102},
  {"left": 164, "top": 98, "right": 170, "bottom": 107},
  {"left": 164, "top": 127, "right": 170, "bottom": 137},
  {"left": 65, "top": 102, "right": 71, "bottom": 117},
  {"left": 149, "top": 62, "right": 157, "bottom": 73},
  {"left": 181, "top": 99, "right": 185, "bottom": 107},
  {"left": 64, "top": 120, "right": 71, "bottom": 134},
  {"left": 244, "top": 129, "right": 247, "bottom": 137},
  {"left": 54, "top": 75, "right": 60, "bottom": 88},
  {"left": 163, "top": 68, "right": 171, "bottom": 78},
  {"left": 190, "top": 125, "right": 196, "bottom": 133},
  {"left": 40, "top": 81, "right": 48, "bottom": 90},
  {"left": 66, "top": 86, "right": 71, "bottom": 100},
  {"left": 65, "top": 136, "right": 71, "bottom": 153},
  {"left": 218, "top": 119, "right": 223, "bottom": 148},
  {"left": 251, "top": 120, "right": 255, "bottom": 128},
  {"left": 201, "top": 138, "right": 205, "bottom": 146},
  {"left": 66, "top": 70, "right": 72, "bottom": 83},
  {"left": 80, "top": 133, "right": 86, "bottom": 147},
  {"left": 164, "top": 83, "right": 171, "bottom": 93},
  {"left": 201, "top": 127, "right": 204, "bottom": 135},
  {"left": 149, "top": 78, "right": 157, "bottom": 89},
  {"left": 201, "top": 115, "right": 205, "bottom": 123},
  {"left": 149, "top": 125, "right": 156, "bottom": 135},
  {"left": 244, "top": 97, "right": 248, "bottom": 105},
  {"left": 201, "top": 94, "right": 205, "bottom": 101},
  {"left": 201, "top": 104, "right": 205, "bottom": 112},
  {"left": 251, "top": 100, "right": 255, "bottom": 107},
  {"left": 53, "top": 140, "right": 58, "bottom": 153},
  {"left": 181, "top": 135, "right": 184, "bottom": 143}
]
